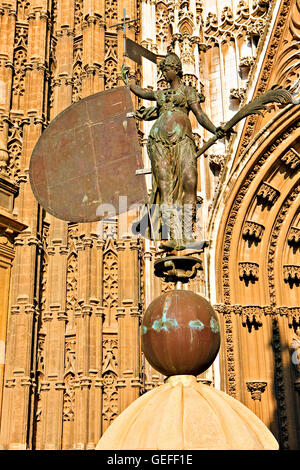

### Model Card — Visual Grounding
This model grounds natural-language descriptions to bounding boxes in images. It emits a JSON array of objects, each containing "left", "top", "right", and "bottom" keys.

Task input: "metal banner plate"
[
  {"left": 29, "top": 86, "right": 147, "bottom": 223},
  {"left": 125, "top": 37, "right": 157, "bottom": 65}
]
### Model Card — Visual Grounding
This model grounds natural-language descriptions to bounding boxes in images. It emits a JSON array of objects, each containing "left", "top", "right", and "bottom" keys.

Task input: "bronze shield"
[{"left": 29, "top": 86, "right": 147, "bottom": 223}]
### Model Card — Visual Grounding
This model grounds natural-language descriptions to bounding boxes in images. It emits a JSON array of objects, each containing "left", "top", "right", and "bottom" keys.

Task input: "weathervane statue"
[
  {"left": 120, "top": 52, "right": 299, "bottom": 252},
  {"left": 121, "top": 53, "right": 226, "bottom": 251}
]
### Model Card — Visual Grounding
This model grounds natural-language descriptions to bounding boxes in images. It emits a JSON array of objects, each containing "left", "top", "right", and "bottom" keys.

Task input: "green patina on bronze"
[
  {"left": 210, "top": 317, "right": 220, "bottom": 334},
  {"left": 141, "top": 325, "right": 148, "bottom": 336},
  {"left": 189, "top": 319, "right": 205, "bottom": 331},
  {"left": 152, "top": 296, "right": 179, "bottom": 332},
  {"left": 152, "top": 317, "right": 179, "bottom": 332}
]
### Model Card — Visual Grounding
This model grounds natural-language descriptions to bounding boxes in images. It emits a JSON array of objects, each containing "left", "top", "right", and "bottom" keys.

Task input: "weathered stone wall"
[{"left": 0, "top": 0, "right": 299, "bottom": 449}]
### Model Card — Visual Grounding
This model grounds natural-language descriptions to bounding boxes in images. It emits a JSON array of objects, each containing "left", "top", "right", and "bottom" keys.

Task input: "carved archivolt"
[
  {"left": 7, "top": 118, "right": 23, "bottom": 182},
  {"left": 214, "top": 102, "right": 299, "bottom": 448},
  {"left": 218, "top": 117, "right": 300, "bottom": 305}
]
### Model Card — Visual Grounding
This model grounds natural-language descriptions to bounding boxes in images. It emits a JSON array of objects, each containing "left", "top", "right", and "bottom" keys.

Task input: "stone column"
[
  {"left": 0, "top": 0, "right": 49, "bottom": 450},
  {"left": 37, "top": 0, "right": 74, "bottom": 450},
  {"left": 0, "top": 213, "right": 26, "bottom": 423},
  {"left": 51, "top": 0, "right": 74, "bottom": 117},
  {"left": 116, "top": 239, "right": 142, "bottom": 413},
  {"left": 82, "top": 0, "right": 105, "bottom": 96},
  {"left": 40, "top": 225, "right": 68, "bottom": 450},
  {"left": 0, "top": 2, "right": 16, "bottom": 172},
  {"left": 73, "top": 234, "right": 103, "bottom": 450},
  {"left": 117, "top": 0, "right": 137, "bottom": 73}
]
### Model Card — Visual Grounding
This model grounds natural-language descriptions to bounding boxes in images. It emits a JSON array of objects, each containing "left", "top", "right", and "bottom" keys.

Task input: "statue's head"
[{"left": 159, "top": 53, "right": 183, "bottom": 79}]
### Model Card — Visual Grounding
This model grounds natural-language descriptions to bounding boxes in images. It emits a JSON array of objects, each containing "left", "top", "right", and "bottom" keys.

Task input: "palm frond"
[{"left": 224, "top": 86, "right": 297, "bottom": 131}]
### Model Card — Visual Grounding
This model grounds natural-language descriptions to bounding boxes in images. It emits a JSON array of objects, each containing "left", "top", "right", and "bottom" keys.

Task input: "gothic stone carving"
[
  {"left": 283, "top": 265, "right": 300, "bottom": 282},
  {"left": 288, "top": 226, "right": 300, "bottom": 247},
  {"left": 238, "top": 262, "right": 259, "bottom": 281},
  {"left": 102, "top": 336, "right": 119, "bottom": 431},
  {"left": 242, "top": 221, "right": 265, "bottom": 242},
  {"left": 280, "top": 148, "right": 300, "bottom": 170},
  {"left": 209, "top": 154, "right": 225, "bottom": 174},
  {"left": 241, "top": 306, "right": 263, "bottom": 327},
  {"left": 246, "top": 381, "right": 267, "bottom": 400},
  {"left": 257, "top": 182, "right": 280, "bottom": 206}
]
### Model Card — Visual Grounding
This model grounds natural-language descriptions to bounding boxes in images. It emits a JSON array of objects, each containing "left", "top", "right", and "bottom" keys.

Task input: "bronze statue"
[
  {"left": 122, "top": 53, "right": 226, "bottom": 250},
  {"left": 121, "top": 53, "right": 298, "bottom": 251}
]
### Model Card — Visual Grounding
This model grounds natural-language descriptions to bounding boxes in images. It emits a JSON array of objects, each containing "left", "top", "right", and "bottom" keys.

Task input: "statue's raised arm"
[{"left": 121, "top": 64, "right": 156, "bottom": 101}]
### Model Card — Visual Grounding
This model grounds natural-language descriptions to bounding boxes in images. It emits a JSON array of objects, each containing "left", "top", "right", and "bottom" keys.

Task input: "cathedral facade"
[{"left": 0, "top": 0, "right": 299, "bottom": 449}]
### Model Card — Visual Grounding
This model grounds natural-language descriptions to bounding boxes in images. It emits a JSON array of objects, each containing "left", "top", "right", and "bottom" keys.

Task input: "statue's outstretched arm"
[
  {"left": 121, "top": 65, "right": 156, "bottom": 101},
  {"left": 189, "top": 101, "right": 224, "bottom": 137},
  {"left": 128, "top": 82, "right": 156, "bottom": 101}
]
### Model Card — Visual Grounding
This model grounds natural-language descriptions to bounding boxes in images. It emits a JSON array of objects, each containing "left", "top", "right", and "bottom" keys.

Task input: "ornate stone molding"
[
  {"left": 246, "top": 381, "right": 267, "bottom": 400},
  {"left": 238, "top": 0, "right": 293, "bottom": 154},
  {"left": 218, "top": 128, "right": 299, "bottom": 307},
  {"left": 288, "top": 226, "right": 300, "bottom": 246},
  {"left": 238, "top": 261, "right": 259, "bottom": 281},
  {"left": 272, "top": 318, "right": 289, "bottom": 448},
  {"left": 214, "top": 303, "right": 237, "bottom": 398},
  {"left": 257, "top": 182, "right": 280, "bottom": 205},
  {"left": 241, "top": 305, "right": 263, "bottom": 326},
  {"left": 229, "top": 88, "right": 246, "bottom": 103},
  {"left": 242, "top": 221, "right": 265, "bottom": 241},
  {"left": 215, "top": 303, "right": 274, "bottom": 328},
  {"left": 209, "top": 154, "right": 225, "bottom": 173},
  {"left": 283, "top": 265, "right": 300, "bottom": 282},
  {"left": 203, "top": 0, "right": 269, "bottom": 43},
  {"left": 280, "top": 148, "right": 300, "bottom": 170},
  {"left": 278, "top": 306, "right": 300, "bottom": 327}
]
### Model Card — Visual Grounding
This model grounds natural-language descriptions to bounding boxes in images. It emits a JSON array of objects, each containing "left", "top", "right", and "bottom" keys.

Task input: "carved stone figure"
[{"left": 121, "top": 53, "right": 225, "bottom": 251}]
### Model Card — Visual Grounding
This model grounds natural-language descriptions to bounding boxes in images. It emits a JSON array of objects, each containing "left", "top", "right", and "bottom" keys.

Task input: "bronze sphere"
[{"left": 141, "top": 290, "right": 220, "bottom": 377}]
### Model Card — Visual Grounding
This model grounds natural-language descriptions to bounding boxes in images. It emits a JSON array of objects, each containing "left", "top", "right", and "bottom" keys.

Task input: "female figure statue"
[{"left": 121, "top": 53, "right": 225, "bottom": 250}]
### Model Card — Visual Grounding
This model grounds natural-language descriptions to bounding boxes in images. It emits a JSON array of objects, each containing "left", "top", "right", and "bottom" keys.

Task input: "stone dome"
[{"left": 96, "top": 375, "right": 278, "bottom": 450}]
